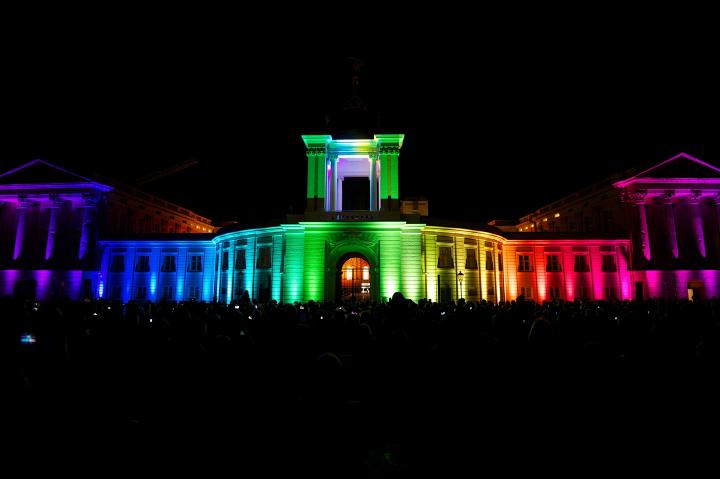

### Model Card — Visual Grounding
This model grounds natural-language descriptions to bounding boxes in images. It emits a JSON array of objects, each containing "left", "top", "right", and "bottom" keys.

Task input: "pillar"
[
  {"left": 13, "top": 198, "right": 30, "bottom": 260},
  {"left": 330, "top": 154, "right": 338, "bottom": 212},
  {"left": 661, "top": 190, "right": 679, "bottom": 259},
  {"left": 690, "top": 190, "right": 706, "bottom": 258},
  {"left": 79, "top": 194, "right": 98, "bottom": 261},
  {"left": 622, "top": 189, "right": 651, "bottom": 261},
  {"left": 369, "top": 154, "right": 377, "bottom": 211},
  {"left": 637, "top": 201, "right": 651, "bottom": 261},
  {"left": 45, "top": 195, "right": 64, "bottom": 260}
]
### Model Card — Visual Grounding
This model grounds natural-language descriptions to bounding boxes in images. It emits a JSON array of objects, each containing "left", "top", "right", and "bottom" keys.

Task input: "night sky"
[{"left": 3, "top": 12, "right": 720, "bottom": 227}]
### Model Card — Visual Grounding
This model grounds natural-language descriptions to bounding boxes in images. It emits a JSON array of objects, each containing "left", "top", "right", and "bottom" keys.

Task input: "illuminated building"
[{"left": 1, "top": 142, "right": 718, "bottom": 303}]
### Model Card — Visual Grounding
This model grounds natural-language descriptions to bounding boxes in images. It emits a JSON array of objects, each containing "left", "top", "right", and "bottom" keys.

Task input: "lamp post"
[{"left": 457, "top": 271, "right": 464, "bottom": 300}]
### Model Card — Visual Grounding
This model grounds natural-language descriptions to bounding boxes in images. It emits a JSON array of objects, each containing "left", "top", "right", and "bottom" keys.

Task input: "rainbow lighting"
[{"left": 2, "top": 139, "right": 719, "bottom": 303}]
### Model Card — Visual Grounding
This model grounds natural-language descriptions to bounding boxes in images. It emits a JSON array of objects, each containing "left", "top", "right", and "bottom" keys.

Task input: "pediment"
[{"left": 0, "top": 159, "right": 108, "bottom": 188}]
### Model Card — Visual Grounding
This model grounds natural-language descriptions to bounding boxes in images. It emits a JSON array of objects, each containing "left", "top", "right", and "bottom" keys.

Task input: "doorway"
[{"left": 338, "top": 255, "right": 371, "bottom": 301}]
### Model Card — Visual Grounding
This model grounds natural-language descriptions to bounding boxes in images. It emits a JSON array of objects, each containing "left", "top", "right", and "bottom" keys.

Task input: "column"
[
  {"left": 661, "top": 190, "right": 679, "bottom": 259},
  {"left": 13, "top": 198, "right": 31, "bottom": 260},
  {"left": 78, "top": 194, "right": 98, "bottom": 261},
  {"left": 637, "top": 202, "right": 651, "bottom": 261},
  {"left": 623, "top": 190, "right": 651, "bottom": 261},
  {"left": 690, "top": 190, "right": 706, "bottom": 258},
  {"left": 338, "top": 176, "right": 343, "bottom": 211},
  {"left": 45, "top": 195, "right": 64, "bottom": 260},
  {"left": 379, "top": 148, "right": 388, "bottom": 210},
  {"left": 369, "top": 154, "right": 377, "bottom": 211},
  {"left": 330, "top": 154, "right": 338, "bottom": 212}
]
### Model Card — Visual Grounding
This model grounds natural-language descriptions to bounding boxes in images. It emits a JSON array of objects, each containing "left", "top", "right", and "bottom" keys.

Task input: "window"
[
  {"left": 601, "top": 254, "right": 616, "bottom": 272},
  {"left": 189, "top": 286, "right": 200, "bottom": 299},
  {"left": 162, "top": 286, "right": 173, "bottom": 299},
  {"left": 111, "top": 285, "right": 121, "bottom": 300},
  {"left": 161, "top": 255, "right": 176, "bottom": 272},
  {"left": 520, "top": 286, "right": 533, "bottom": 298},
  {"left": 574, "top": 255, "right": 590, "bottom": 272},
  {"left": 235, "top": 249, "right": 246, "bottom": 269},
  {"left": 577, "top": 286, "right": 589, "bottom": 300},
  {"left": 465, "top": 249, "right": 478, "bottom": 270},
  {"left": 549, "top": 287, "right": 561, "bottom": 300},
  {"left": 487, "top": 286, "right": 495, "bottom": 296},
  {"left": 136, "top": 286, "right": 147, "bottom": 299},
  {"left": 256, "top": 246, "right": 272, "bottom": 269},
  {"left": 518, "top": 255, "right": 532, "bottom": 272},
  {"left": 188, "top": 255, "right": 203, "bottom": 272},
  {"left": 605, "top": 286, "right": 616, "bottom": 300},
  {"left": 437, "top": 246, "right": 454, "bottom": 268},
  {"left": 485, "top": 251, "right": 494, "bottom": 270},
  {"left": 546, "top": 255, "right": 561, "bottom": 272},
  {"left": 110, "top": 256, "right": 124, "bottom": 272},
  {"left": 222, "top": 251, "right": 229, "bottom": 271},
  {"left": 498, "top": 252, "right": 503, "bottom": 271},
  {"left": 135, "top": 256, "right": 150, "bottom": 272}
]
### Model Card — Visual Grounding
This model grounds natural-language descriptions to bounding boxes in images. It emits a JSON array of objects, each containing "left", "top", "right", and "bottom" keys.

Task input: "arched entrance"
[{"left": 337, "top": 255, "right": 371, "bottom": 301}]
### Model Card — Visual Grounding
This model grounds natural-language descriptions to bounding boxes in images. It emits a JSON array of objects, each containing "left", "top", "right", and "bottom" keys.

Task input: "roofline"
[
  {"left": 613, "top": 152, "right": 720, "bottom": 188},
  {"left": 0, "top": 159, "right": 113, "bottom": 192}
]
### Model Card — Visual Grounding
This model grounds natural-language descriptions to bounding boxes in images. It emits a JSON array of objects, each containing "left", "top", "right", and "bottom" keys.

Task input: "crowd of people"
[{"left": 3, "top": 293, "right": 720, "bottom": 475}]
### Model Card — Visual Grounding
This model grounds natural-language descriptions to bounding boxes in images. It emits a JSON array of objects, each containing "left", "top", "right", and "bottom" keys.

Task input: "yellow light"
[
  {"left": 554, "top": 213, "right": 560, "bottom": 218},
  {"left": 543, "top": 218, "right": 548, "bottom": 222},
  {"left": 346, "top": 269, "right": 352, "bottom": 281}
]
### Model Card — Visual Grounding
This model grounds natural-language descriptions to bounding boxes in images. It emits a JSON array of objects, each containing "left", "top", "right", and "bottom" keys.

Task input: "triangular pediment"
[
  {"left": 0, "top": 159, "right": 109, "bottom": 188},
  {"left": 632, "top": 153, "right": 720, "bottom": 180}
]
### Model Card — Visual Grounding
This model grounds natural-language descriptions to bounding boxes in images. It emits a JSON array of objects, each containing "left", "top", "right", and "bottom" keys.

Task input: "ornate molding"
[
  {"left": 620, "top": 188, "right": 647, "bottom": 204},
  {"left": 378, "top": 146, "right": 399, "bottom": 155},
  {"left": 17, "top": 195, "right": 38, "bottom": 208},
  {"left": 688, "top": 189, "right": 703, "bottom": 204},
  {"left": 660, "top": 189, "right": 675, "bottom": 204},
  {"left": 306, "top": 147, "right": 326, "bottom": 157},
  {"left": 326, "top": 231, "right": 379, "bottom": 251}
]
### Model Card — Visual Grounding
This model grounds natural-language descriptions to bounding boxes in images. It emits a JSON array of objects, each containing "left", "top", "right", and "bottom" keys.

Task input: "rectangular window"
[
  {"left": 498, "top": 252, "right": 503, "bottom": 271},
  {"left": 188, "top": 255, "right": 203, "bottom": 272},
  {"left": 235, "top": 249, "right": 246, "bottom": 270},
  {"left": 437, "top": 246, "right": 454, "bottom": 268},
  {"left": 485, "top": 250, "right": 494, "bottom": 270},
  {"left": 518, "top": 255, "right": 532, "bottom": 272},
  {"left": 520, "top": 286, "right": 533, "bottom": 298},
  {"left": 161, "top": 255, "right": 176, "bottom": 272},
  {"left": 601, "top": 254, "right": 616, "bottom": 272},
  {"left": 162, "top": 286, "right": 173, "bottom": 299},
  {"left": 256, "top": 246, "right": 272, "bottom": 269},
  {"left": 574, "top": 255, "right": 590, "bottom": 272},
  {"left": 605, "top": 286, "right": 616, "bottom": 300},
  {"left": 546, "top": 255, "right": 561, "bottom": 272},
  {"left": 465, "top": 249, "right": 478, "bottom": 270},
  {"left": 136, "top": 286, "right": 147, "bottom": 299},
  {"left": 235, "top": 277, "right": 245, "bottom": 295},
  {"left": 578, "top": 286, "right": 589, "bottom": 300},
  {"left": 549, "top": 286, "right": 561, "bottom": 300},
  {"left": 189, "top": 286, "right": 200, "bottom": 299},
  {"left": 222, "top": 251, "right": 229, "bottom": 271},
  {"left": 111, "top": 285, "right": 121, "bottom": 300},
  {"left": 110, "top": 255, "right": 125, "bottom": 272},
  {"left": 135, "top": 256, "right": 150, "bottom": 272}
]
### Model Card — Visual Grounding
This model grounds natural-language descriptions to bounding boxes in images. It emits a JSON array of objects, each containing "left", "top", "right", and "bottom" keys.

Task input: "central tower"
[{"left": 303, "top": 134, "right": 404, "bottom": 214}]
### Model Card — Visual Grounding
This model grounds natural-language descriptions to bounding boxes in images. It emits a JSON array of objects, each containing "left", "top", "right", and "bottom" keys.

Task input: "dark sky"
[{"left": 3, "top": 11, "right": 720, "bottom": 226}]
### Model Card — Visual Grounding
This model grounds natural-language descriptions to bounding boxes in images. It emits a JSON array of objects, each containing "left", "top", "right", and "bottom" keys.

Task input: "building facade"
[{"left": 1, "top": 138, "right": 718, "bottom": 303}]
